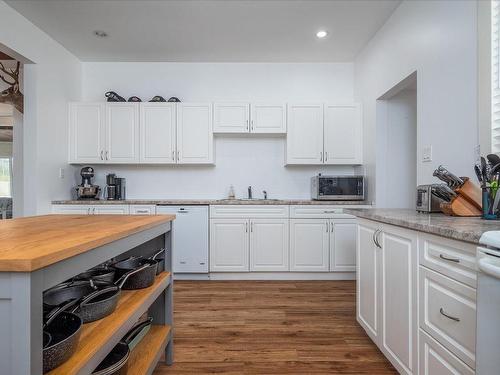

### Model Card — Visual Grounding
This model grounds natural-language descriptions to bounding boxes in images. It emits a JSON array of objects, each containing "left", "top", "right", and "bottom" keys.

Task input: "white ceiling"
[{"left": 6, "top": 0, "right": 400, "bottom": 62}]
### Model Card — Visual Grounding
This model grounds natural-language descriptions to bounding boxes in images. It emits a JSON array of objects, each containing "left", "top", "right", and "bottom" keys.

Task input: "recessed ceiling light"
[
  {"left": 93, "top": 30, "right": 108, "bottom": 38},
  {"left": 316, "top": 30, "right": 328, "bottom": 39}
]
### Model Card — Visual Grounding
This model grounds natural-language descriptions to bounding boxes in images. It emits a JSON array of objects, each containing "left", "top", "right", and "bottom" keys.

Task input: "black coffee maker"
[{"left": 105, "top": 174, "right": 126, "bottom": 200}]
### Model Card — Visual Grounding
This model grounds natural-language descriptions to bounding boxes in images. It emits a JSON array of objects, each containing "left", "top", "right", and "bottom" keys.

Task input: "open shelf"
[
  {"left": 127, "top": 325, "right": 171, "bottom": 375},
  {"left": 48, "top": 272, "right": 171, "bottom": 375}
]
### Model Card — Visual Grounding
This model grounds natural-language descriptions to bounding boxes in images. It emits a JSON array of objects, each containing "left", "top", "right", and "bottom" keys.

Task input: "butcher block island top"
[{"left": 0, "top": 214, "right": 175, "bottom": 272}]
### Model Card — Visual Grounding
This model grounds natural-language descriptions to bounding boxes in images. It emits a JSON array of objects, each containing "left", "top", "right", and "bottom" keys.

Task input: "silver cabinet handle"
[
  {"left": 251, "top": 119, "right": 254, "bottom": 131},
  {"left": 440, "top": 308, "right": 460, "bottom": 322},
  {"left": 199, "top": 262, "right": 206, "bottom": 265},
  {"left": 323, "top": 210, "right": 336, "bottom": 214},
  {"left": 172, "top": 151, "right": 175, "bottom": 161},
  {"left": 177, "top": 210, "right": 188, "bottom": 213},
  {"left": 250, "top": 222, "right": 253, "bottom": 232},
  {"left": 100, "top": 150, "right": 104, "bottom": 160},
  {"left": 87, "top": 207, "right": 91, "bottom": 215},
  {"left": 180, "top": 261, "right": 187, "bottom": 265},
  {"left": 320, "top": 152, "right": 323, "bottom": 162},
  {"left": 376, "top": 230, "right": 382, "bottom": 248},
  {"left": 373, "top": 229, "right": 382, "bottom": 248},
  {"left": 439, "top": 254, "right": 460, "bottom": 263},
  {"left": 177, "top": 150, "right": 180, "bottom": 161},
  {"left": 105, "top": 151, "right": 109, "bottom": 160},
  {"left": 245, "top": 222, "right": 248, "bottom": 232},
  {"left": 326, "top": 223, "right": 329, "bottom": 232},
  {"left": 246, "top": 119, "right": 249, "bottom": 131},
  {"left": 93, "top": 208, "right": 96, "bottom": 215},
  {"left": 372, "top": 229, "right": 378, "bottom": 246},
  {"left": 136, "top": 210, "right": 148, "bottom": 213},
  {"left": 325, "top": 152, "right": 328, "bottom": 161},
  {"left": 330, "top": 222, "right": 334, "bottom": 232}
]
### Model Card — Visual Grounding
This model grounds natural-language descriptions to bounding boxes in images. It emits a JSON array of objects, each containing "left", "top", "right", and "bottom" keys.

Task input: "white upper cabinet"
[
  {"left": 250, "top": 103, "right": 286, "bottom": 134},
  {"left": 106, "top": 103, "right": 140, "bottom": 163},
  {"left": 177, "top": 103, "right": 214, "bottom": 164},
  {"left": 324, "top": 104, "right": 362, "bottom": 165},
  {"left": 213, "top": 102, "right": 250, "bottom": 133},
  {"left": 286, "top": 104, "right": 324, "bottom": 164},
  {"left": 69, "top": 103, "right": 106, "bottom": 163},
  {"left": 140, "top": 103, "right": 176, "bottom": 164}
]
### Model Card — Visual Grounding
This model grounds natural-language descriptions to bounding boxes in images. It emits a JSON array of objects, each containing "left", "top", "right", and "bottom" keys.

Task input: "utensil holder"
[{"left": 482, "top": 187, "right": 499, "bottom": 220}]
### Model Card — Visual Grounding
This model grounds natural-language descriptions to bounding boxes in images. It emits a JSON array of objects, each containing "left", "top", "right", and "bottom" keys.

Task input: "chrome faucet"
[
  {"left": 248, "top": 186, "right": 253, "bottom": 199},
  {"left": 263, "top": 190, "right": 268, "bottom": 200}
]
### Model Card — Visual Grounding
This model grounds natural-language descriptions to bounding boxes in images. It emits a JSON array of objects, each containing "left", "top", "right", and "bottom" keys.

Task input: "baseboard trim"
[{"left": 207, "top": 272, "right": 356, "bottom": 281}]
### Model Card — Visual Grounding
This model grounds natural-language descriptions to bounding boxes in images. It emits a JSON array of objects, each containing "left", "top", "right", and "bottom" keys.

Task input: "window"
[
  {"left": 492, "top": 0, "right": 500, "bottom": 152},
  {"left": 0, "top": 158, "right": 12, "bottom": 198}
]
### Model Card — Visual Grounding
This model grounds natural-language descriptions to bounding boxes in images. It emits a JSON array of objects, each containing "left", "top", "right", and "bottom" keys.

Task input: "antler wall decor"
[{"left": 0, "top": 61, "right": 23, "bottom": 114}]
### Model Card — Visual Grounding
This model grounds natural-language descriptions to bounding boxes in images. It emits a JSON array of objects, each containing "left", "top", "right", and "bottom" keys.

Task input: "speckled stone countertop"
[
  {"left": 344, "top": 208, "right": 500, "bottom": 244},
  {"left": 52, "top": 199, "right": 372, "bottom": 206}
]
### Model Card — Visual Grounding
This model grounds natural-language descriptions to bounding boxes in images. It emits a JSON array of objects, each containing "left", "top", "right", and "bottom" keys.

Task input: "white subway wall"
[
  {"left": 354, "top": 0, "right": 478, "bottom": 205},
  {"left": 81, "top": 62, "right": 357, "bottom": 199}
]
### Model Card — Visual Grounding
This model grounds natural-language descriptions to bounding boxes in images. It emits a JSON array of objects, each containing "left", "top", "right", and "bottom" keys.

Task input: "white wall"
[
  {"left": 377, "top": 89, "right": 417, "bottom": 208},
  {"left": 81, "top": 62, "right": 356, "bottom": 199},
  {"left": 354, "top": 0, "right": 478, "bottom": 205},
  {"left": 0, "top": 0, "right": 81, "bottom": 215}
]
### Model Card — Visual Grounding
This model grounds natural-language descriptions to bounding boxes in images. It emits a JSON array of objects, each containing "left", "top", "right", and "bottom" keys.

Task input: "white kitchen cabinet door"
[
  {"left": 92, "top": 205, "right": 130, "bottom": 215},
  {"left": 379, "top": 226, "right": 418, "bottom": 375},
  {"left": 140, "top": 103, "right": 176, "bottom": 164},
  {"left": 69, "top": 103, "right": 106, "bottom": 163},
  {"left": 324, "top": 104, "right": 362, "bottom": 165},
  {"left": 213, "top": 102, "right": 250, "bottom": 133},
  {"left": 357, "top": 222, "right": 380, "bottom": 342},
  {"left": 250, "top": 103, "right": 286, "bottom": 134},
  {"left": 52, "top": 204, "right": 93, "bottom": 214},
  {"left": 105, "top": 103, "right": 140, "bottom": 163},
  {"left": 419, "top": 329, "right": 475, "bottom": 375},
  {"left": 330, "top": 219, "right": 357, "bottom": 272},
  {"left": 286, "top": 104, "right": 324, "bottom": 164},
  {"left": 177, "top": 103, "right": 214, "bottom": 164},
  {"left": 210, "top": 219, "right": 249, "bottom": 272},
  {"left": 249, "top": 218, "right": 289, "bottom": 272},
  {"left": 289, "top": 219, "right": 329, "bottom": 271}
]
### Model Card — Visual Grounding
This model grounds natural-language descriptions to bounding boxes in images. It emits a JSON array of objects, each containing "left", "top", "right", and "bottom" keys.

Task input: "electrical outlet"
[
  {"left": 422, "top": 146, "right": 432, "bottom": 163},
  {"left": 59, "top": 168, "right": 65, "bottom": 179}
]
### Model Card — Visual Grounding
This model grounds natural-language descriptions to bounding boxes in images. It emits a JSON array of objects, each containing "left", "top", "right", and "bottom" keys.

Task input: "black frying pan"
[
  {"left": 73, "top": 265, "right": 116, "bottom": 284},
  {"left": 43, "top": 304, "right": 82, "bottom": 373},
  {"left": 44, "top": 265, "right": 149, "bottom": 323},
  {"left": 112, "top": 249, "right": 164, "bottom": 289},
  {"left": 92, "top": 318, "right": 153, "bottom": 375}
]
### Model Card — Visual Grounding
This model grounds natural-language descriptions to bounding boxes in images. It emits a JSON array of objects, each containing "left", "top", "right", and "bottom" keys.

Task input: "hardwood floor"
[{"left": 154, "top": 281, "right": 396, "bottom": 374}]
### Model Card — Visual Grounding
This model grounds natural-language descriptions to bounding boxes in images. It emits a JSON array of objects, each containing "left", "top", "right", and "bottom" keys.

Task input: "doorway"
[
  {"left": 376, "top": 72, "right": 417, "bottom": 208},
  {"left": 0, "top": 50, "right": 23, "bottom": 218}
]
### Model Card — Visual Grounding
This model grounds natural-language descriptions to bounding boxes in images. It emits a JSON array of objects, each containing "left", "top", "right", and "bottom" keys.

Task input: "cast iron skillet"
[
  {"left": 44, "top": 265, "right": 149, "bottom": 323},
  {"left": 92, "top": 318, "right": 153, "bottom": 375},
  {"left": 112, "top": 249, "right": 164, "bottom": 289},
  {"left": 73, "top": 265, "right": 116, "bottom": 284},
  {"left": 43, "top": 303, "right": 83, "bottom": 373}
]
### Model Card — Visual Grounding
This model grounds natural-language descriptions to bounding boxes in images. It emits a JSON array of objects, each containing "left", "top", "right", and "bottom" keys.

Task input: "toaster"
[{"left": 416, "top": 184, "right": 443, "bottom": 213}]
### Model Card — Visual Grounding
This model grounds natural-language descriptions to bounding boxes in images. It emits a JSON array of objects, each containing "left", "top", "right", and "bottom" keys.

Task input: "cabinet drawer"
[
  {"left": 210, "top": 205, "right": 289, "bottom": 218},
  {"left": 419, "top": 266, "right": 476, "bottom": 369},
  {"left": 129, "top": 205, "right": 156, "bottom": 215},
  {"left": 419, "top": 329, "right": 475, "bottom": 375},
  {"left": 290, "top": 205, "right": 354, "bottom": 219},
  {"left": 419, "top": 233, "right": 477, "bottom": 288}
]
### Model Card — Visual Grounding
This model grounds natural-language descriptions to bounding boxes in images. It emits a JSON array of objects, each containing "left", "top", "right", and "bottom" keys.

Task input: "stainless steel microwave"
[{"left": 311, "top": 175, "right": 365, "bottom": 201}]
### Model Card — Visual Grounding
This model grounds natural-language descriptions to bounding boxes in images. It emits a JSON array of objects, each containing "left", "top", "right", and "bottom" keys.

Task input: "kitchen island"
[{"left": 0, "top": 214, "right": 175, "bottom": 375}]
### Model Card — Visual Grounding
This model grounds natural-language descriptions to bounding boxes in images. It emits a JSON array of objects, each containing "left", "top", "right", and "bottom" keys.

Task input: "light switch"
[{"left": 422, "top": 146, "right": 432, "bottom": 162}]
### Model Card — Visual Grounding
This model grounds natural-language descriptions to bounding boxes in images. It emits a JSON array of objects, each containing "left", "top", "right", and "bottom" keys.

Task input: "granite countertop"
[
  {"left": 52, "top": 199, "right": 372, "bottom": 206},
  {"left": 344, "top": 208, "right": 500, "bottom": 244}
]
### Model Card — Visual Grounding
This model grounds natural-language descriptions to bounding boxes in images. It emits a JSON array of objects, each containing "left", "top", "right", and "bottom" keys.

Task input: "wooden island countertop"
[{"left": 0, "top": 214, "right": 175, "bottom": 272}]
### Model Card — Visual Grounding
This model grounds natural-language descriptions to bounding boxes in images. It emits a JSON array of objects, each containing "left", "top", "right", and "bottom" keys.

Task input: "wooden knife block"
[{"left": 440, "top": 179, "right": 482, "bottom": 217}]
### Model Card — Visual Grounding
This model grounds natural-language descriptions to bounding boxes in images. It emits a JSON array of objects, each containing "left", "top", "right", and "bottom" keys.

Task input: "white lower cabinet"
[
  {"left": 380, "top": 226, "right": 418, "bottom": 375},
  {"left": 210, "top": 219, "right": 249, "bottom": 272},
  {"left": 419, "top": 329, "right": 475, "bottom": 375},
  {"left": 290, "top": 219, "right": 330, "bottom": 271},
  {"left": 52, "top": 204, "right": 129, "bottom": 215},
  {"left": 356, "top": 221, "right": 380, "bottom": 341},
  {"left": 330, "top": 219, "right": 357, "bottom": 271},
  {"left": 250, "top": 218, "right": 289, "bottom": 271},
  {"left": 356, "top": 220, "right": 418, "bottom": 375}
]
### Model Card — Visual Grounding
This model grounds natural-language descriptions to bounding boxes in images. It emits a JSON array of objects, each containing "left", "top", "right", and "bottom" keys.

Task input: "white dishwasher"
[
  {"left": 476, "top": 231, "right": 500, "bottom": 374},
  {"left": 157, "top": 205, "right": 209, "bottom": 273}
]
